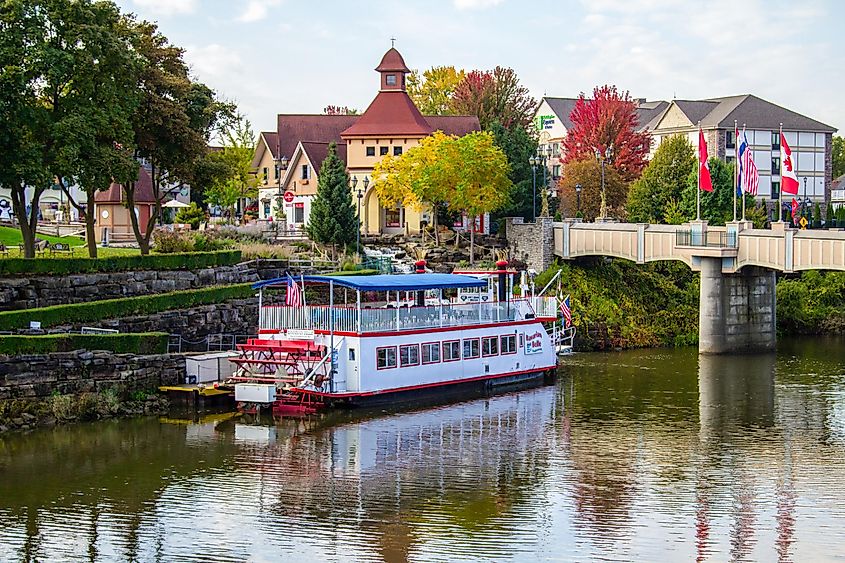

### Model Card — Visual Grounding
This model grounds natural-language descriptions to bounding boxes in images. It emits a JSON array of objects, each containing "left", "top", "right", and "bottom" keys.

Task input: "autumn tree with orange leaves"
[
  {"left": 450, "top": 67, "right": 536, "bottom": 131},
  {"left": 561, "top": 85, "right": 652, "bottom": 181}
]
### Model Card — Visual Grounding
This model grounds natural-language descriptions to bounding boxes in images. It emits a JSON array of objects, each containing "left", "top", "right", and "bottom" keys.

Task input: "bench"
[{"left": 48, "top": 242, "right": 73, "bottom": 255}]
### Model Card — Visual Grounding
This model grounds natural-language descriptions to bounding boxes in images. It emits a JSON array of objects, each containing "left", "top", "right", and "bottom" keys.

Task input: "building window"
[
  {"left": 262, "top": 167, "right": 269, "bottom": 182},
  {"left": 443, "top": 340, "right": 460, "bottom": 362},
  {"left": 726, "top": 156, "right": 735, "bottom": 164},
  {"left": 293, "top": 202, "right": 304, "bottom": 223},
  {"left": 772, "top": 132, "right": 780, "bottom": 150},
  {"left": 772, "top": 156, "right": 780, "bottom": 174},
  {"left": 552, "top": 142, "right": 561, "bottom": 156},
  {"left": 377, "top": 346, "right": 397, "bottom": 370},
  {"left": 552, "top": 165, "right": 561, "bottom": 178},
  {"left": 422, "top": 342, "right": 440, "bottom": 364},
  {"left": 366, "top": 146, "right": 375, "bottom": 157},
  {"left": 772, "top": 181, "right": 780, "bottom": 200},
  {"left": 399, "top": 344, "right": 420, "bottom": 367},
  {"left": 274, "top": 165, "right": 280, "bottom": 179},
  {"left": 386, "top": 74, "right": 397, "bottom": 86},
  {"left": 385, "top": 207, "right": 401, "bottom": 227},
  {"left": 263, "top": 201, "right": 270, "bottom": 217},
  {"left": 726, "top": 130, "right": 736, "bottom": 149},
  {"left": 501, "top": 334, "right": 517, "bottom": 355},
  {"left": 301, "top": 164, "right": 309, "bottom": 180},
  {"left": 393, "top": 146, "right": 403, "bottom": 156},
  {"left": 380, "top": 146, "right": 389, "bottom": 156},
  {"left": 463, "top": 338, "right": 480, "bottom": 359},
  {"left": 482, "top": 336, "right": 499, "bottom": 357}
]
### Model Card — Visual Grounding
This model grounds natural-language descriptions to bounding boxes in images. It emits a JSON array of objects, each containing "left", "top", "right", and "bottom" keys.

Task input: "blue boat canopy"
[{"left": 253, "top": 273, "right": 488, "bottom": 292}]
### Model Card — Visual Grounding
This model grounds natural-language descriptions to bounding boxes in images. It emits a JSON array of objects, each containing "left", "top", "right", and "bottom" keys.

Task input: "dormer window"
[{"left": 385, "top": 74, "right": 397, "bottom": 86}]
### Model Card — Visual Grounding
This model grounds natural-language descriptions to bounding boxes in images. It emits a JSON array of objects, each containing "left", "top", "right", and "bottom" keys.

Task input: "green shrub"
[
  {"left": 325, "top": 269, "right": 379, "bottom": 276},
  {"left": 0, "top": 284, "right": 254, "bottom": 331},
  {"left": 0, "top": 250, "right": 242, "bottom": 276},
  {"left": 152, "top": 229, "right": 195, "bottom": 253},
  {"left": 174, "top": 202, "right": 207, "bottom": 230},
  {"left": 0, "top": 332, "right": 169, "bottom": 355}
]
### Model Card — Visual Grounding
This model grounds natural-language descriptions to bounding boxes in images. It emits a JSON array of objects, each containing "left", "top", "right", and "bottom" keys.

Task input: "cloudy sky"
[{"left": 114, "top": 0, "right": 842, "bottom": 136}]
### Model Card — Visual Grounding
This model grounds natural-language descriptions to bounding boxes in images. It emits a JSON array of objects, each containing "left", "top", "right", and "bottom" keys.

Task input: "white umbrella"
[{"left": 163, "top": 199, "right": 190, "bottom": 208}]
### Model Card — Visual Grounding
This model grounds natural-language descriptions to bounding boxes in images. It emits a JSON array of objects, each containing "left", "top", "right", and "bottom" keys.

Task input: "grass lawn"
[{"left": 0, "top": 225, "right": 139, "bottom": 258}]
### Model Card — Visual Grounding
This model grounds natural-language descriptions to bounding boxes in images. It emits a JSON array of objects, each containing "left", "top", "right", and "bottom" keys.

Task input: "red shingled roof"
[
  {"left": 341, "top": 91, "right": 433, "bottom": 138},
  {"left": 95, "top": 166, "right": 156, "bottom": 204},
  {"left": 375, "top": 47, "right": 410, "bottom": 73},
  {"left": 425, "top": 115, "right": 481, "bottom": 137},
  {"left": 300, "top": 141, "right": 348, "bottom": 176},
  {"left": 276, "top": 115, "right": 357, "bottom": 160}
]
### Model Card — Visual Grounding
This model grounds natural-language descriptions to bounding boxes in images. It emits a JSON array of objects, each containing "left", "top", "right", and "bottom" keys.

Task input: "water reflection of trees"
[{"left": 0, "top": 417, "right": 235, "bottom": 562}]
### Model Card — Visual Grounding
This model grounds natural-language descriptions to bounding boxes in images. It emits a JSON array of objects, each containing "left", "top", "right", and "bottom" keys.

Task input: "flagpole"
[
  {"left": 697, "top": 122, "right": 701, "bottom": 221},
  {"left": 741, "top": 123, "right": 747, "bottom": 222},
  {"left": 778, "top": 123, "right": 784, "bottom": 222},
  {"left": 301, "top": 273, "right": 307, "bottom": 308},
  {"left": 733, "top": 120, "right": 738, "bottom": 222}
]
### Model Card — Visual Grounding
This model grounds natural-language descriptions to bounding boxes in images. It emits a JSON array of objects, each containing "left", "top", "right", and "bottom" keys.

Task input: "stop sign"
[{"left": 283, "top": 191, "right": 295, "bottom": 203}]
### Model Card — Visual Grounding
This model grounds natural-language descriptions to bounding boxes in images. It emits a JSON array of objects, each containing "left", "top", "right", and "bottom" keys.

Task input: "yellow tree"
[
  {"left": 407, "top": 66, "right": 465, "bottom": 115},
  {"left": 448, "top": 131, "right": 511, "bottom": 263},
  {"left": 372, "top": 131, "right": 455, "bottom": 245}
]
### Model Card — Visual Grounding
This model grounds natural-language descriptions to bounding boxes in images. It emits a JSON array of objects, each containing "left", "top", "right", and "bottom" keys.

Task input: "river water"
[{"left": 1, "top": 338, "right": 845, "bottom": 562}]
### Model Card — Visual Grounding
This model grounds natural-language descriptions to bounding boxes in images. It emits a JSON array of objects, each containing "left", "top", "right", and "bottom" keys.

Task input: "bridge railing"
[{"left": 676, "top": 229, "right": 737, "bottom": 248}]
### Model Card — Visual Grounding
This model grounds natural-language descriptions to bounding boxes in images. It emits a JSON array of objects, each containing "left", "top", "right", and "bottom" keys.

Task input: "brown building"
[{"left": 94, "top": 167, "right": 157, "bottom": 243}]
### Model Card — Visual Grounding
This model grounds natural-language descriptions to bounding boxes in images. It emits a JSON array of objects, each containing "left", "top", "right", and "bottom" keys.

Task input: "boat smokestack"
[
  {"left": 496, "top": 259, "right": 508, "bottom": 301},
  {"left": 415, "top": 259, "right": 427, "bottom": 306}
]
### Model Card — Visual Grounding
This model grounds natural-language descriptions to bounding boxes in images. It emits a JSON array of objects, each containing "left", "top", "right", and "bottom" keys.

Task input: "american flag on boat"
[
  {"left": 285, "top": 273, "right": 303, "bottom": 307},
  {"left": 559, "top": 294, "right": 572, "bottom": 328}
]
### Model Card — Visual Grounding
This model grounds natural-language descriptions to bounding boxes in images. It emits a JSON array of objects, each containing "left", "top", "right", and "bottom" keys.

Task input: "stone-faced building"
[{"left": 253, "top": 47, "right": 479, "bottom": 235}]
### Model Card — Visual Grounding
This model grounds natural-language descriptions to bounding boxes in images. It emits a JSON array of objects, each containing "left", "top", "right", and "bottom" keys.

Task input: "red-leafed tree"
[
  {"left": 449, "top": 67, "right": 536, "bottom": 131},
  {"left": 562, "top": 85, "right": 652, "bottom": 181}
]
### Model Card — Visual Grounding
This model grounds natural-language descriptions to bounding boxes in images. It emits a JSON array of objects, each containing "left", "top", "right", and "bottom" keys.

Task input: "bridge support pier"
[{"left": 698, "top": 257, "right": 776, "bottom": 354}]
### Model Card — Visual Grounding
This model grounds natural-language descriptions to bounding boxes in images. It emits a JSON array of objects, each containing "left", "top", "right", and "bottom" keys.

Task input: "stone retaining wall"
[
  {"left": 505, "top": 217, "right": 554, "bottom": 272},
  {"left": 0, "top": 350, "right": 185, "bottom": 401},
  {"left": 0, "top": 263, "right": 261, "bottom": 311}
]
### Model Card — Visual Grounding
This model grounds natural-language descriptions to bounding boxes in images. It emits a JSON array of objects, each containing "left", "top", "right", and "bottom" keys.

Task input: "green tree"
[
  {"left": 558, "top": 158, "right": 628, "bottom": 222},
  {"left": 627, "top": 134, "right": 696, "bottom": 223},
  {"left": 205, "top": 114, "right": 257, "bottom": 222},
  {"left": 123, "top": 20, "right": 230, "bottom": 254},
  {"left": 832, "top": 135, "right": 845, "bottom": 179},
  {"left": 306, "top": 142, "right": 357, "bottom": 247},
  {"left": 407, "top": 66, "right": 465, "bottom": 115},
  {"left": 488, "top": 121, "right": 537, "bottom": 224},
  {"left": 680, "top": 158, "right": 735, "bottom": 225},
  {"left": 449, "top": 67, "right": 536, "bottom": 131},
  {"left": 0, "top": 0, "right": 52, "bottom": 258}
]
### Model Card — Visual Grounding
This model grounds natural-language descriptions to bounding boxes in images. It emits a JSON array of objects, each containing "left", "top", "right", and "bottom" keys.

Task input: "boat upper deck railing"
[{"left": 259, "top": 297, "right": 559, "bottom": 334}]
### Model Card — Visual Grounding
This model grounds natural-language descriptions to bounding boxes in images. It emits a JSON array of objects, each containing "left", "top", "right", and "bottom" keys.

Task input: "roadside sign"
[
  {"left": 799, "top": 217, "right": 808, "bottom": 229},
  {"left": 283, "top": 191, "right": 295, "bottom": 203}
]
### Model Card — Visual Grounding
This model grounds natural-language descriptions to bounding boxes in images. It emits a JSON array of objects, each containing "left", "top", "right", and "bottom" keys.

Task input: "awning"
[
  {"left": 163, "top": 199, "right": 190, "bottom": 208},
  {"left": 253, "top": 273, "right": 487, "bottom": 292}
]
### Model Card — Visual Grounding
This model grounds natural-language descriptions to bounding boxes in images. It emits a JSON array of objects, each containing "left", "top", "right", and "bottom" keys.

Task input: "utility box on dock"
[
  {"left": 234, "top": 383, "right": 277, "bottom": 404},
  {"left": 185, "top": 352, "right": 239, "bottom": 384}
]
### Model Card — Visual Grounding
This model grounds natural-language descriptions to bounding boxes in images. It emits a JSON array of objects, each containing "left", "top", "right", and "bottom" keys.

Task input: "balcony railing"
[
  {"left": 675, "top": 230, "right": 738, "bottom": 248},
  {"left": 259, "top": 297, "right": 559, "bottom": 334}
]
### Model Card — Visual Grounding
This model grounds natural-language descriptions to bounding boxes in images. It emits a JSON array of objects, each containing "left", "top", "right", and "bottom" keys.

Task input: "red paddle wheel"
[{"left": 229, "top": 338, "right": 330, "bottom": 414}]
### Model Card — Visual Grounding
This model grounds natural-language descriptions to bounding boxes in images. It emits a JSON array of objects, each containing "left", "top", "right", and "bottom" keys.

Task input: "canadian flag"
[
  {"left": 780, "top": 132, "right": 800, "bottom": 195},
  {"left": 698, "top": 129, "right": 713, "bottom": 192}
]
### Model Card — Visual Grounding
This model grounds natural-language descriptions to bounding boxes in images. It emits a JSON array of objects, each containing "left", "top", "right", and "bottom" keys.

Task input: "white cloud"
[
  {"left": 238, "top": 0, "right": 282, "bottom": 23},
  {"left": 132, "top": 0, "right": 197, "bottom": 16},
  {"left": 184, "top": 44, "right": 244, "bottom": 82},
  {"left": 453, "top": 0, "right": 504, "bottom": 10}
]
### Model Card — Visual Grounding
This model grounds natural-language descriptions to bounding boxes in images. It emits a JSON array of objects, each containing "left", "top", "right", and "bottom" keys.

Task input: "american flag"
[
  {"left": 285, "top": 273, "right": 303, "bottom": 307},
  {"left": 559, "top": 294, "right": 572, "bottom": 328},
  {"left": 739, "top": 129, "right": 759, "bottom": 196}
]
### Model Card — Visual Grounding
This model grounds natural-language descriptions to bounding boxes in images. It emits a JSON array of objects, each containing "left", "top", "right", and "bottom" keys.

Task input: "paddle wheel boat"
[{"left": 229, "top": 267, "right": 573, "bottom": 414}]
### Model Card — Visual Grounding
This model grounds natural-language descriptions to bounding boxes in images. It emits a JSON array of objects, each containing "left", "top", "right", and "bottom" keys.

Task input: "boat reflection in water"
[{"left": 1, "top": 340, "right": 845, "bottom": 561}]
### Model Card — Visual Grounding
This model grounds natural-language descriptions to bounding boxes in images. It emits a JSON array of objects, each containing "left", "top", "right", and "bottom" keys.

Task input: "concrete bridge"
[{"left": 506, "top": 218, "right": 845, "bottom": 354}]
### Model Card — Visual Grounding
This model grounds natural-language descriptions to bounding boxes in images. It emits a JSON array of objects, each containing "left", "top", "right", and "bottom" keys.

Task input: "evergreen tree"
[
  {"left": 307, "top": 142, "right": 357, "bottom": 246},
  {"left": 488, "top": 121, "right": 537, "bottom": 223}
]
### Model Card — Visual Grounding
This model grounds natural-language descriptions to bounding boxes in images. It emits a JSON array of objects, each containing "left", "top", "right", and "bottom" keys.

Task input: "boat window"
[
  {"left": 463, "top": 338, "right": 480, "bottom": 359},
  {"left": 400, "top": 344, "right": 420, "bottom": 367},
  {"left": 422, "top": 342, "right": 441, "bottom": 364},
  {"left": 442, "top": 340, "right": 461, "bottom": 362},
  {"left": 377, "top": 346, "right": 397, "bottom": 370},
  {"left": 482, "top": 336, "right": 499, "bottom": 357},
  {"left": 501, "top": 335, "right": 517, "bottom": 354},
  {"left": 348, "top": 348, "right": 356, "bottom": 361}
]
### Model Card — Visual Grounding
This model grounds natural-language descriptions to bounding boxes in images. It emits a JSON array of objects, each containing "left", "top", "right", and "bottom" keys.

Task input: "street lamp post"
[
  {"left": 575, "top": 183, "right": 582, "bottom": 217},
  {"left": 802, "top": 177, "right": 808, "bottom": 223},
  {"left": 594, "top": 146, "right": 613, "bottom": 221},
  {"left": 274, "top": 155, "right": 289, "bottom": 226},
  {"left": 530, "top": 148, "right": 551, "bottom": 220}
]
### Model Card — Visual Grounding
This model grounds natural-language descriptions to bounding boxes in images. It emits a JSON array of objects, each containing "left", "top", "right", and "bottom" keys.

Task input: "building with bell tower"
[{"left": 253, "top": 46, "right": 479, "bottom": 235}]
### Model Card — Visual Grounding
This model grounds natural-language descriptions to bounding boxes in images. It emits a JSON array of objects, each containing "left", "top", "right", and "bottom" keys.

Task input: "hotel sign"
[{"left": 534, "top": 114, "right": 555, "bottom": 131}]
